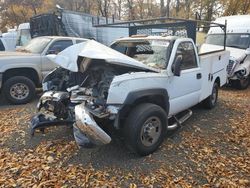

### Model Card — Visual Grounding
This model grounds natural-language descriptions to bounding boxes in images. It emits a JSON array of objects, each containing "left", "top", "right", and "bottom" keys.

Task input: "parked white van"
[{"left": 205, "top": 15, "right": 250, "bottom": 89}]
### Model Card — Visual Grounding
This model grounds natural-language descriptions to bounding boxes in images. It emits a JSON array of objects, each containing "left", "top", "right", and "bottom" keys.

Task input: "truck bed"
[{"left": 199, "top": 50, "right": 230, "bottom": 102}]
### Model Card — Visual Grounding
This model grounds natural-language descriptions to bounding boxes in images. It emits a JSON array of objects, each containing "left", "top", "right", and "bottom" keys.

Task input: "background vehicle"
[
  {"left": 0, "top": 36, "right": 87, "bottom": 104},
  {"left": 31, "top": 33, "right": 229, "bottom": 156},
  {"left": 205, "top": 15, "right": 250, "bottom": 89},
  {"left": 16, "top": 6, "right": 128, "bottom": 47},
  {"left": 16, "top": 23, "right": 31, "bottom": 48},
  {"left": 0, "top": 29, "right": 17, "bottom": 51},
  {"left": 0, "top": 38, "right": 7, "bottom": 52}
]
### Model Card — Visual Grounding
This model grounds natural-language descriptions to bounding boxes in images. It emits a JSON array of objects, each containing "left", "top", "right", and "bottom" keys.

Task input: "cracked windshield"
[{"left": 114, "top": 39, "right": 171, "bottom": 69}]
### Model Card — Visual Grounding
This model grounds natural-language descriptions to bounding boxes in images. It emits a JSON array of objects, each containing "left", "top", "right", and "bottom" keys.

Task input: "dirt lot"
[{"left": 0, "top": 87, "right": 249, "bottom": 187}]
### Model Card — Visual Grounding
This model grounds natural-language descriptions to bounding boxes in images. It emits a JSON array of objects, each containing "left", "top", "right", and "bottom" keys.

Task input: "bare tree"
[
  {"left": 127, "top": 0, "right": 136, "bottom": 20},
  {"left": 137, "top": 0, "right": 145, "bottom": 19},
  {"left": 176, "top": 0, "right": 180, "bottom": 17},
  {"left": 113, "top": 0, "right": 122, "bottom": 19},
  {"left": 166, "top": 0, "right": 171, "bottom": 17},
  {"left": 184, "top": 0, "right": 191, "bottom": 18},
  {"left": 160, "top": 0, "right": 165, "bottom": 17}
]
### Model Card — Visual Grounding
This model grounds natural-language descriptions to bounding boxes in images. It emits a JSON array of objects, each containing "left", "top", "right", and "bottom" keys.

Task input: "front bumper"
[
  {"left": 30, "top": 113, "right": 74, "bottom": 135},
  {"left": 74, "top": 103, "right": 111, "bottom": 147}
]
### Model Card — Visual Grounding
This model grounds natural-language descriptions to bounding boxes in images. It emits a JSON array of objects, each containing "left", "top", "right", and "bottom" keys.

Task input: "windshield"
[
  {"left": 206, "top": 34, "right": 250, "bottom": 49},
  {"left": 17, "top": 37, "right": 52, "bottom": 54},
  {"left": 111, "top": 39, "right": 172, "bottom": 69}
]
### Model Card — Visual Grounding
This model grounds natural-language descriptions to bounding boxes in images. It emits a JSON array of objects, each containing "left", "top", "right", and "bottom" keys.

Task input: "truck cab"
[
  {"left": 205, "top": 15, "right": 250, "bottom": 89},
  {"left": 16, "top": 23, "right": 31, "bottom": 48}
]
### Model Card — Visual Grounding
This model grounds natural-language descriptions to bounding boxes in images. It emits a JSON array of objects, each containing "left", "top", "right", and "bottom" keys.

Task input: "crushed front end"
[
  {"left": 31, "top": 91, "right": 74, "bottom": 135},
  {"left": 31, "top": 63, "right": 125, "bottom": 148},
  {"left": 31, "top": 39, "right": 158, "bottom": 148}
]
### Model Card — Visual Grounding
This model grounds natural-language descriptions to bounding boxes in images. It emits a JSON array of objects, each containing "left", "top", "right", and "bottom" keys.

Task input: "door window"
[
  {"left": 175, "top": 42, "right": 198, "bottom": 70},
  {"left": 47, "top": 40, "right": 73, "bottom": 54}
]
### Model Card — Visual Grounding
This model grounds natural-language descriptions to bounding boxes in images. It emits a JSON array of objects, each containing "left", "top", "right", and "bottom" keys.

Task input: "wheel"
[
  {"left": 3, "top": 76, "right": 36, "bottom": 104},
  {"left": 232, "top": 77, "right": 249, "bottom": 90},
  {"left": 123, "top": 103, "right": 167, "bottom": 156},
  {"left": 203, "top": 82, "right": 219, "bottom": 109}
]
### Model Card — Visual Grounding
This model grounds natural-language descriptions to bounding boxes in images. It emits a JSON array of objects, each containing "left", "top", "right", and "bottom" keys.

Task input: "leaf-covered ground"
[{"left": 0, "top": 87, "right": 249, "bottom": 187}]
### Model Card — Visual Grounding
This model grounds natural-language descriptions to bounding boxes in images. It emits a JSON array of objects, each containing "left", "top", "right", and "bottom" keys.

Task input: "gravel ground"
[{"left": 0, "top": 87, "right": 249, "bottom": 187}]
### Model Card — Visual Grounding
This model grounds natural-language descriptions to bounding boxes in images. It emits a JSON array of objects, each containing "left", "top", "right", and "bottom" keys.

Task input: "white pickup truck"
[
  {"left": 31, "top": 36, "right": 229, "bottom": 156},
  {"left": 0, "top": 36, "right": 87, "bottom": 104}
]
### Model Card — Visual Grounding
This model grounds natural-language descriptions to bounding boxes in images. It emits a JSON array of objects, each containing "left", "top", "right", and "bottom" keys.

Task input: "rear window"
[{"left": 0, "top": 39, "right": 5, "bottom": 51}]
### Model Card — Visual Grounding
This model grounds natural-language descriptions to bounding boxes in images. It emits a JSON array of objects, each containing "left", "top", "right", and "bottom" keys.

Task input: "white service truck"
[
  {"left": 31, "top": 36, "right": 230, "bottom": 156},
  {"left": 205, "top": 15, "right": 250, "bottom": 89}
]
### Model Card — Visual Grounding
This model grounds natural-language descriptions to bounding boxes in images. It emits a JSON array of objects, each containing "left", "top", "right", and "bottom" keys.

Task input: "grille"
[{"left": 227, "top": 60, "right": 236, "bottom": 76}]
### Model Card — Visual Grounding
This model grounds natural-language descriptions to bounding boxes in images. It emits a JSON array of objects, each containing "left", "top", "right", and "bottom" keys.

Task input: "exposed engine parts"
[
  {"left": 37, "top": 91, "right": 71, "bottom": 119},
  {"left": 32, "top": 62, "right": 131, "bottom": 135}
]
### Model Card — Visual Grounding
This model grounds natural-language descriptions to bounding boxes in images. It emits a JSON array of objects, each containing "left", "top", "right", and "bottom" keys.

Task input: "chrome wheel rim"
[
  {"left": 140, "top": 116, "right": 162, "bottom": 147},
  {"left": 10, "top": 83, "right": 29, "bottom": 100}
]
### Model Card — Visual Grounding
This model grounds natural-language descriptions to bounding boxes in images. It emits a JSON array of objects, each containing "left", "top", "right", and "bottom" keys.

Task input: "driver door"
[{"left": 168, "top": 41, "right": 202, "bottom": 115}]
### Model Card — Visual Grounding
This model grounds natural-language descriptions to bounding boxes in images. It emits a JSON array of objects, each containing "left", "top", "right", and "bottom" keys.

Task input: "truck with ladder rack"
[{"left": 31, "top": 18, "right": 230, "bottom": 156}]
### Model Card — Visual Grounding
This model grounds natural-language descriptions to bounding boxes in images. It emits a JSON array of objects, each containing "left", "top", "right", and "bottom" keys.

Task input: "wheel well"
[
  {"left": 119, "top": 95, "right": 168, "bottom": 119},
  {"left": 3, "top": 68, "right": 40, "bottom": 87},
  {"left": 133, "top": 95, "right": 167, "bottom": 111},
  {"left": 118, "top": 95, "right": 168, "bottom": 129},
  {"left": 215, "top": 77, "right": 220, "bottom": 86}
]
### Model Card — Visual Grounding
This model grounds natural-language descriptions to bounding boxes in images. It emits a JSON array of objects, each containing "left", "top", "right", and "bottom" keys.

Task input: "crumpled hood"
[
  {"left": 0, "top": 51, "right": 37, "bottom": 57},
  {"left": 47, "top": 40, "right": 159, "bottom": 72}
]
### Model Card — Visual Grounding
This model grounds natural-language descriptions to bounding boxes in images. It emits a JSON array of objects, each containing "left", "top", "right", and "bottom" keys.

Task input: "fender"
[
  {"left": 125, "top": 89, "right": 169, "bottom": 108},
  {"left": 117, "top": 89, "right": 170, "bottom": 126}
]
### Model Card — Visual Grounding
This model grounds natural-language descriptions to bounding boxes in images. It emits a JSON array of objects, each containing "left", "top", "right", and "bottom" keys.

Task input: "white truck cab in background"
[
  {"left": 0, "top": 29, "right": 17, "bottom": 51},
  {"left": 205, "top": 15, "right": 250, "bottom": 89},
  {"left": 16, "top": 23, "right": 31, "bottom": 48}
]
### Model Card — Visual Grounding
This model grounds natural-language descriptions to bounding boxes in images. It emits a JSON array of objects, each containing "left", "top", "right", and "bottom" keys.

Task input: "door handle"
[{"left": 196, "top": 73, "right": 202, "bottom": 79}]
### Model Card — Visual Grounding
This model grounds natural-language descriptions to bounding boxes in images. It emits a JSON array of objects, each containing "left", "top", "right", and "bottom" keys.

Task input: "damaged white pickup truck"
[{"left": 31, "top": 36, "right": 229, "bottom": 156}]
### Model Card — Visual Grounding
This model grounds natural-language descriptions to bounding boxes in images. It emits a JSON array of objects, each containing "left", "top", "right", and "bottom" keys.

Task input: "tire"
[
  {"left": 203, "top": 82, "right": 219, "bottom": 109},
  {"left": 3, "top": 76, "right": 36, "bottom": 104},
  {"left": 232, "top": 77, "right": 249, "bottom": 90},
  {"left": 123, "top": 103, "right": 167, "bottom": 156}
]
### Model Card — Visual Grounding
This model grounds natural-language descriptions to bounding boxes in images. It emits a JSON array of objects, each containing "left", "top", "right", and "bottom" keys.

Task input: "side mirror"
[
  {"left": 245, "top": 48, "right": 250, "bottom": 55},
  {"left": 172, "top": 55, "right": 182, "bottom": 77}
]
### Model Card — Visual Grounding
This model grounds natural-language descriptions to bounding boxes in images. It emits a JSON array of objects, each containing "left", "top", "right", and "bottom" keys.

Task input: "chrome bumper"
[
  {"left": 0, "top": 73, "right": 2, "bottom": 89},
  {"left": 74, "top": 104, "right": 111, "bottom": 146}
]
